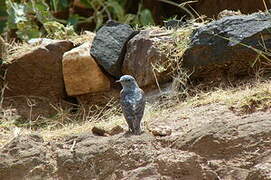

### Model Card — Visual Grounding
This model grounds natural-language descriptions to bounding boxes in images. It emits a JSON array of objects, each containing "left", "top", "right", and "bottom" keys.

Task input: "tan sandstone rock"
[{"left": 63, "top": 42, "right": 110, "bottom": 96}]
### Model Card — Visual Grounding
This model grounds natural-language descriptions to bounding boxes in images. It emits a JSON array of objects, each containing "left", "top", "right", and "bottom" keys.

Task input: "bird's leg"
[
  {"left": 133, "top": 120, "right": 141, "bottom": 135},
  {"left": 126, "top": 120, "right": 134, "bottom": 133}
]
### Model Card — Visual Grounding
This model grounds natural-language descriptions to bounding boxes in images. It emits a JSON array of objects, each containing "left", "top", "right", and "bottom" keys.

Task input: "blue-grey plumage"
[{"left": 117, "top": 75, "right": 145, "bottom": 135}]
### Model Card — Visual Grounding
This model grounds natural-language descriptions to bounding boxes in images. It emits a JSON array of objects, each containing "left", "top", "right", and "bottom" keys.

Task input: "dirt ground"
[{"left": 0, "top": 80, "right": 271, "bottom": 179}]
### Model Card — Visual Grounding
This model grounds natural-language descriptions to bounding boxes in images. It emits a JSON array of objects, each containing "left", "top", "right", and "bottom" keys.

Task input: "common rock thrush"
[{"left": 117, "top": 75, "right": 145, "bottom": 135}]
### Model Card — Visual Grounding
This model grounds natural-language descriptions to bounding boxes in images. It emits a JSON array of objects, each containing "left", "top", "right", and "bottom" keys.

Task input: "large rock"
[
  {"left": 123, "top": 29, "right": 173, "bottom": 87},
  {"left": 174, "top": 111, "right": 271, "bottom": 160},
  {"left": 63, "top": 42, "right": 110, "bottom": 96},
  {"left": 4, "top": 40, "right": 73, "bottom": 99},
  {"left": 56, "top": 133, "right": 218, "bottom": 180},
  {"left": 183, "top": 11, "right": 271, "bottom": 78},
  {"left": 90, "top": 20, "right": 138, "bottom": 78},
  {"left": 0, "top": 134, "right": 53, "bottom": 180},
  {"left": 2, "top": 40, "right": 74, "bottom": 119}
]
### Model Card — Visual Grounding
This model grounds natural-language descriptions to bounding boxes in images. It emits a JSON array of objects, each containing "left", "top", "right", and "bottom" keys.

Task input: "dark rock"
[
  {"left": 183, "top": 12, "right": 271, "bottom": 68},
  {"left": 2, "top": 40, "right": 74, "bottom": 119},
  {"left": 0, "top": 134, "right": 54, "bottom": 180},
  {"left": 90, "top": 20, "right": 138, "bottom": 78},
  {"left": 123, "top": 29, "right": 173, "bottom": 87}
]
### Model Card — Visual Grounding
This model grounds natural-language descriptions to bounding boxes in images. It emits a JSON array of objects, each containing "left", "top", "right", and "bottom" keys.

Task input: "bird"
[{"left": 116, "top": 75, "right": 145, "bottom": 135}]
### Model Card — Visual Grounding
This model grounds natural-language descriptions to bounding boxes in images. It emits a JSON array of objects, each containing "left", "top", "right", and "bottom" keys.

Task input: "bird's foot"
[{"left": 132, "top": 130, "right": 142, "bottom": 135}]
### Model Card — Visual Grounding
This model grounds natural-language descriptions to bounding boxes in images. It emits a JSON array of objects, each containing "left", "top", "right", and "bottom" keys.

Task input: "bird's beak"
[{"left": 115, "top": 80, "right": 121, "bottom": 83}]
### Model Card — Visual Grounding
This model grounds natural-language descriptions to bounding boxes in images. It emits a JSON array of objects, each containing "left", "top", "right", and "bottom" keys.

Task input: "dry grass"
[
  {"left": 1, "top": 31, "right": 94, "bottom": 64},
  {"left": 0, "top": 79, "right": 271, "bottom": 146},
  {"left": 1, "top": 17, "right": 271, "bottom": 146},
  {"left": 40, "top": 102, "right": 156, "bottom": 141},
  {"left": 186, "top": 79, "right": 271, "bottom": 112},
  {"left": 68, "top": 31, "right": 95, "bottom": 45},
  {"left": 2, "top": 40, "right": 41, "bottom": 64},
  {"left": 0, "top": 108, "right": 29, "bottom": 147},
  {"left": 151, "top": 20, "right": 206, "bottom": 100}
]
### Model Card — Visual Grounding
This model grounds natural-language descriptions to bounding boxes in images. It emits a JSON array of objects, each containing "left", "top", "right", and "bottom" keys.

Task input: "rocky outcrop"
[
  {"left": 2, "top": 40, "right": 74, "bottom": 119},
  {"left": 1, "top": 103, "right": 271, "bottom": 179},
  {"left": 174, "top": 112, "right": 271, "bottom": 160},
  {"left": 55, "top": 133, "right": 217, "bottom": 180},
  {"left": 0, "top": 134, "right": 54, "bottom": 180},
  {"left": 123, "top": 29, "right": 173, "bottom": 87},
  {"left": 90, "top": 21, "right": 138, "bottom": 78},
  {"left": 0, "top": 132, "right": 218, "bottom": 180},
  {"left": 63, "top": 42, "right": 110, "bottom": 96}
]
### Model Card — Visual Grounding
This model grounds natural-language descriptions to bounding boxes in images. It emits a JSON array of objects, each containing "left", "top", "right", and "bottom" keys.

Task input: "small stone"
[
  {"left": 92, "top": 126, "right": 106, "bottom": 136},
  {"left": 150, "top": 126, "right": 172, "bottom": 136},
  {"left": 92, "top": 124, "right": 124, "bottom": 136},
  {"left": 108, "top": 125, "right": 124, "bottom": 135}
]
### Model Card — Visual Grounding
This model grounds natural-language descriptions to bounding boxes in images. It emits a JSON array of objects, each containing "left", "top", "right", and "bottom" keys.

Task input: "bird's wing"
[
  {"left": 134, "top": 89, "right": 145, "bottom": 122},
  {"left": 120, "top": 90, "right": 135, "bottom": 130}
]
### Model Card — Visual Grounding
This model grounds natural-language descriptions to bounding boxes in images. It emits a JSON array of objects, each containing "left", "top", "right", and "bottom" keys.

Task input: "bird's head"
[{"left": 116, "top": 75, "right": 138, "bottom": 90}]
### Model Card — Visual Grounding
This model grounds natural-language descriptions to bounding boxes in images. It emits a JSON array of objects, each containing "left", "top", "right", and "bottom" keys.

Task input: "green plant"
[
  {"left": 5, "top": 0, "right": 76, "bottom": 40},
  {"left": 3, "top": 0, "right": 155, "bottom": 40},
  {"left": 49, "top": 0, "right": 69, "bottom": 13},
  {"left": 157, "top": 0, "right": 197, "bottom": 19},
  {"left": 79, "top": 0, "right": 154, "bottom": 30},
  {"left": 0, "top": 1, "right": 7, "bottom": 34}
]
